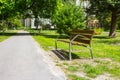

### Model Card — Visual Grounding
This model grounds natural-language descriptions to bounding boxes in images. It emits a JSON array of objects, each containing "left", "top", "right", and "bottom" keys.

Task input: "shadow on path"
[{"left": 0, "top": 32, "right": 36, "bottom": 36}]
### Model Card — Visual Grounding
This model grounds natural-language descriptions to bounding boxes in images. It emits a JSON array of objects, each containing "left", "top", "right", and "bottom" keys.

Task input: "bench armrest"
[{"left": 70, "top": 34, "right": 90, "bottom": 42}]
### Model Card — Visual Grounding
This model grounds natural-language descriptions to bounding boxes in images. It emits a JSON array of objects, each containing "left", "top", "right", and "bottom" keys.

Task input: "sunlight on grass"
[
  {"left": 93, "top": 32, "right": 120, "bottom": 61},
  {"left": 83, "top": 63, "right": 108, "bottom": 78},
  {"left": 31, "top": 30, "right": 58, "bottom": 50},
  {"left": 31, "top": 30, "right": 120, "bottom": 61},
  {"left": 30, "top": 30, "right": 120, "bottom": 80}
]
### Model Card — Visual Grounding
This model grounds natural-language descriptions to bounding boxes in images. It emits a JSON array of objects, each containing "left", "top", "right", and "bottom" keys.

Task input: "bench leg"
[
  {"left": 88, "top": 47, "right": 93, "bottom": 59},
  {"left": 90, "top": 48, "right": 93, "bottom": 59},
  {"left": 69, "top": 42, "right": 72, "bottom": 61}
]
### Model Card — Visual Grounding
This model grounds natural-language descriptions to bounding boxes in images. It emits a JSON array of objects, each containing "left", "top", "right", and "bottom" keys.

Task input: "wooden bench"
[{"left": 55, "top": 30, "right": 94, "bottom": 60}]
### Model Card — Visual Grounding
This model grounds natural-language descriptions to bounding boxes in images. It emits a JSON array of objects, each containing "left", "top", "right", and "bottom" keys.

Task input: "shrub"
[
  {"left": 94, "top": 28, "right": 103, "bottom": 35},
  {"left": 0, "top": 20, "right": 8, "bottom": 32},
  {"left": 53, "top": 3, "right": 85, "bottom": 35}
]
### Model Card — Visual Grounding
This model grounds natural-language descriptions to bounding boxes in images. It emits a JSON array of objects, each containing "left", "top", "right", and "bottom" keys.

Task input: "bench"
[{"left": 55, "top": 30, "right": 94, "bottom": 60}]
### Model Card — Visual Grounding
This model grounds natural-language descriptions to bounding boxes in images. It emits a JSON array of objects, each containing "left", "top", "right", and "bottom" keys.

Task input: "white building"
[{"left": 21, "top": 18, "right": 42, "bottom": 29}]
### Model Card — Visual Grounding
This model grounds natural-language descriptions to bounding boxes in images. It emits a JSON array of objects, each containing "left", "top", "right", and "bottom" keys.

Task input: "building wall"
[{"left": 21, "top": 18, "right": 36, "bottom": 28}]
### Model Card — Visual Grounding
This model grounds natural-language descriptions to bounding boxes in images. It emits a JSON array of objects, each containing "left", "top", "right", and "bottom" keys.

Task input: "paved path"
[{"left": 0, "top": 31, "right": 66, "bottom": 80}]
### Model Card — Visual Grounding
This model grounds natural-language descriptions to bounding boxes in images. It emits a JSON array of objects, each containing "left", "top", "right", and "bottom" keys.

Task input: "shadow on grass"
[
  {"left": 93, "top": 35, "right": 109, "bottom": 39},
  {"left": 97, "top": 39, "right": 120, "bottom": 45},
  {"left": 93, "top": 35, "right": 120, "bottom": 45},
  {"left": 0, "top": 32, "right": 17, "bottom": 36},
  {"left": 51, "top": 50, "right": 80, "bottom": 60}
]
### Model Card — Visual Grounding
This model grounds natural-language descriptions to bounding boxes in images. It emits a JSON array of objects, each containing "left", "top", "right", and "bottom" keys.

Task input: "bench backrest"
[{"left": 70, "top": 30, "right": 94, "bottom": 45}]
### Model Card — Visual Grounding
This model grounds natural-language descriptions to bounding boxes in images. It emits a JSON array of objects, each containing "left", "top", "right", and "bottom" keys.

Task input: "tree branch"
[{"left": 27, "top": 1, "right": 36, "bottom": 10}]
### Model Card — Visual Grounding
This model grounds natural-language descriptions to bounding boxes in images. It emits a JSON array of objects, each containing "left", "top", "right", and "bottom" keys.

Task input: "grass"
[
  {"left": 67, "top": 65, "right": 79, "bottom": 72},
  {"left": 68, "top": 74, "right": 89, "bottom": 80},
  {"left": 93, "top": 32, "right": 120, "bottom": 61},
  {"left": 29, "top": 30, "right": 120, "bottom": 80},
  {"left": 83, "top": 63, "right": 108, "bottom": 78},
  {"left": 0, "top": 30, "right": 17, "bottom": 42}
]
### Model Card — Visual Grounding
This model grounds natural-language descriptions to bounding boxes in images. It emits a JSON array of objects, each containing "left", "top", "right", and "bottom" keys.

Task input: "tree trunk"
[{"left": 109, "top": 11, "right": 117, "bottom": 38}]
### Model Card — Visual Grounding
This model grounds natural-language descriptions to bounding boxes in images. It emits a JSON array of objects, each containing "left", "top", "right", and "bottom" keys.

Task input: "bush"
[
  {"left": 53, "top": 3, "right": 85, "bottom": 35},
  {"left": 0, "top": 20, "right": 8, "bottom": 32},
  {"left": 14, "top": 19, "right": 23, "bottom": 29},
  {"left": 7, "top": 15, "right": 23, "bottom": 30},
  {"left": 94, "top": 28, "right": 103, "bottom": 35}
]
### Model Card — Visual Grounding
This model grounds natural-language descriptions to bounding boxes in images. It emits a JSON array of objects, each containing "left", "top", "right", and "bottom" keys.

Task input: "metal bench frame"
[{"left": 55, "top": 30, "right": 94, "bottom": 60}]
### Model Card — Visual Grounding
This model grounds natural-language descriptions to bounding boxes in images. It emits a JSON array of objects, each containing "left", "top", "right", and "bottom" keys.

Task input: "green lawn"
[
  {"left": 0, "top": 30, "right": 17, "bottom": 42},
  {"left": 30, "top": 30, "right": 120, "bottom": 80}
]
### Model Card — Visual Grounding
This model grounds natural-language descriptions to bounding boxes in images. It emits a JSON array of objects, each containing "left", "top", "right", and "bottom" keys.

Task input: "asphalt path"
[{"left": 0, "top": 31, "right": 66, "bottom": 80}]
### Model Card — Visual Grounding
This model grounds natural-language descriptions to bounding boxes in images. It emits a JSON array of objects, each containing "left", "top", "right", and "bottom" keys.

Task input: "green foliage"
[
  {"left": 0, "top": 0, "right": 33, "bottom": 20},
  {"left": 11, "top": 19, "right": 23, "bottom": 29},
  {"left": 30, "top": 0, "right": 60, "bottom": 18},
  {"left": 53, "top": 3, "right": 85, "bottom": 34},
  {"left": 0, "top": 13, "right": 22, "bottom": 30},
  {"left": 88, "top": 0, "right": 120, "bottom": 13},
  {"left": 94, "top": 28, "right": 103, "bottom": 35},
  {"left": 0, "top": 20, "right": 8, "bottom": 32},
  {"left": 6, "top": 14, "right": 23, "bottom": 30},
  {"left": 0, "top": 0, "right": 15, "bottom": 20},
  {"left": 14, "top": 0, "right": 32, "bottom": 14},
  {"left": 0, "top": 0, "right": 63, "bottom": 21},
  {"left": 88, "top": 0, "right": 120, "bottom": 37}
]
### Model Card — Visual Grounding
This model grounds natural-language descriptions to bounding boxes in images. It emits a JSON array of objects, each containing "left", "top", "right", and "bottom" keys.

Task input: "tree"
[
  {"left": 0, "top": 0, "right": 15, "bottom": 20},
  {"left": 0, "top": 0, "right": 15, "bottom": 31},
  {"left": 30, "top": 0, "right": 60, "bottom": 18},
  {"left": 53, "top": 2, "right": 85, "bottom": 34},
  {"left": 1, "top": 0, "right": 85, "bottom": 32},
  {"left": 0, "top": 0, "right": 62, "bottom": 20},
  {"left": 87, "top": 0, "right": 120, "bottom": 38}
]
